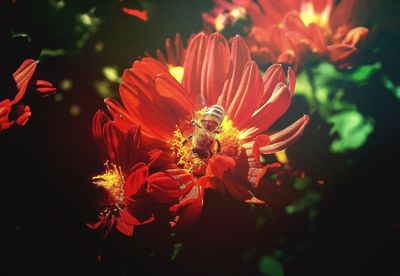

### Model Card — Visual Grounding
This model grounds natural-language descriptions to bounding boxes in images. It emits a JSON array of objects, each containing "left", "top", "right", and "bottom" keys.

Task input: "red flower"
[
  {"left": 90, "top": 32, "right": 309, "bottom": 234},
  {"left": 203, "top": 0, "right": 369, "bottom": 69},
  {"left": 0, "top": 59, "right": 56, "bottom": 131}
]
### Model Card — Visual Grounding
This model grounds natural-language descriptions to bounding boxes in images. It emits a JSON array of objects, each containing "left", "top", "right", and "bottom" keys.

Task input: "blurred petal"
[{"left": 122, "top": 7, "right": 148, "bottom": 22}]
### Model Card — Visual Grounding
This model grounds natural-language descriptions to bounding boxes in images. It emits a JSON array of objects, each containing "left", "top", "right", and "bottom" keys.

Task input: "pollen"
[
  {"left": 170, "top": 127, "right": 207, "bottom": 177},
  {"left": 169, "top": 111, "right": 242, "bottom": 177},
  {"left": 215, "top": 116, "right": 242, "bottom": 160},
  {"left": 92, "top": 162, "right": 124, "bottom": 202}
]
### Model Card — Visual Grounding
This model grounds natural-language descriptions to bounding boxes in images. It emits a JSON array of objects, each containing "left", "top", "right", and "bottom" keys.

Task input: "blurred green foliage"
[
  {"left": 259, "top": 256, "right": 284, "bottom": 276},
  {"left": 296, "top": 62, "right": 378, "bottom": 153}
]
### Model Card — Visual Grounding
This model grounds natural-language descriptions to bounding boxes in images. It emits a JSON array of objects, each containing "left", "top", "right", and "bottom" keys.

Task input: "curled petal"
[
  {"left": 124, "top": 163, "right": 149, "bottom": 197},
  {"left": 86, "top": 215, "right": 116, "bottom": 239},
  {"left": 147, "top": 169, "right": 195, "bottom": 203},
  {"left": 169, "top": 185, "right": 204, "bottom": 228},
  {"left": 205, "top": 155, "right": 236, "bottom": 180},
  {"left": 223, "top": 172, "right": 266, "bottom": 204},
  {"left": 0, "top": 99, "right": 13, "bottom": 131},
  {"left": 261, "top": 64, "right": 286, "bottom": 104},
  {"left": 343, "top": 27, "right": 369, "bottom": 47},
  {"left": 260, "top": 115, "right": 309, "bottom": 154},
  {"left": 122, "top": 7, "right": 148, "bottom": 22},
  {"left": 92, "top": 110, "right": 111, "bottom": 160},
  {"left": 11, "top": 59, "right": 38, "bottom": 105},
  {"left": 34, "top": 80, "right": 56, "bottom": 97},
  {"left": 115, "top": 208, "right": 154, "bottom": 237},
  {"left": 241, "top": 83, "right": 291, "bottom": 139},
  {"left": 14, "top": 104, "right": 31, "bottom": 126},
  {"left": 327, "top": 44, "right": 358, "bottom": 69}
]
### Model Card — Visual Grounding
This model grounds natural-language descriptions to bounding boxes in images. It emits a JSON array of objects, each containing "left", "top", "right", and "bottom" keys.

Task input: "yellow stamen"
[
  {"left": 275, "top": 149, "right": 289, "bottom": 165},
  {"left": 168, "top": 66, "right": 184, "bottom": 83},
  {"left": 216, "top": 116, "right": 242, "bottom": 159},
  {"left": 169, "top": 110, "right": 242, "bottom": 177},
  {"left": 92, "top": 162, "right": 124, "bottom": 202}
]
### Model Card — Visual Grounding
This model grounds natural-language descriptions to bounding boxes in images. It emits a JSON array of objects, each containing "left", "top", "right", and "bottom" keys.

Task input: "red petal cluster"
[
  {"left": 203, "top": 0, "right": 369, "bottom": 69},
  {"left": 0, "top": 59, "right": 56, "bottom": 131}
]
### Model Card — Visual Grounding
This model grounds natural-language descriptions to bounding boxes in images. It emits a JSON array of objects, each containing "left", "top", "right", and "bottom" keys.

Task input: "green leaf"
[
  {"left": 349, "top": 63, "right": 381, "bottom": 82},
  {"left": 170, "top": 243, "right": 182, "bottom": 261},
  {"left": 285, "top": 190, "right": 322, "bottom": 214},
  {"left": 382, "top": 76, "right": 400, "bottom": 100},
  {"left": 259, "top": 256, "right": 284, "bottom": 276},
  {"left": 293, "top": 177, "right": 312, "bottom": 191},
  {"left": 328, "top": 110, "right": 374, "bottom": 153}
]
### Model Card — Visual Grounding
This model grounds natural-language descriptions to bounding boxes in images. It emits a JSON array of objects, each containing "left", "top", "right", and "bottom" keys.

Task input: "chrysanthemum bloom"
[
  {"left": 0, "top": 59, "right": 56, "bottom": 131},
  {"left": 90, "top": 32, "right": 309, "bottom": 235},
  {"left": 203, "top": 0, "right": 369, "bottom": 69}
]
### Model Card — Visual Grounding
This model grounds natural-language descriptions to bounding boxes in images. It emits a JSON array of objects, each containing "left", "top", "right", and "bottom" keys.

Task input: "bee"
[{"left": 184, "top": 105, "right": 225, "bottom": 159}]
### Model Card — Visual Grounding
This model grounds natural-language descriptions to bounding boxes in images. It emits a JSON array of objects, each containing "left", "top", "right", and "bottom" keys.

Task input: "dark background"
[{"left": 1, "top": 0, "right": 399, "bottom": 275}]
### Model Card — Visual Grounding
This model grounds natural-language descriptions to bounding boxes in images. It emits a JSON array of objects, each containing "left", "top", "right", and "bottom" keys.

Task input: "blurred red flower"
[
  {"left": 89, "top": 32, "right": 309, "bottom": 236},
  {"left": 0, "top": 59, "right": 56, "bottom": 131},
  {"left": 203, "top": 0, "right": 369, "bottom": 69}
]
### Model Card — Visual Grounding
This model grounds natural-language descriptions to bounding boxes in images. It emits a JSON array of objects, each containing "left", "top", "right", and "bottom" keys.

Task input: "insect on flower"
[{"left": 184, "top": 104, "right": 225, "bottom": 159}]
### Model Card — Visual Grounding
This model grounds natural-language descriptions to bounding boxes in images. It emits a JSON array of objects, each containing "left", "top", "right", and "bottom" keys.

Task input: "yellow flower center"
[
  {"left": 92, "top": 162, "right": 124, "bottom": 203},
  {"left": 169, "top": 110, "right": 242, "bottom": 177},
  {"left": 299, "top": 1, "right": 331, "bottom": 29},
  {"left": 168, "top": 65, "right": 184, "bottom": 83}
]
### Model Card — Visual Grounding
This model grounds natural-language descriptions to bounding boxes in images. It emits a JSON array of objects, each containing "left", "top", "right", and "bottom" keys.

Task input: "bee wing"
[{"left": 193, "top": 94, "right": 207, "bottom": 108}]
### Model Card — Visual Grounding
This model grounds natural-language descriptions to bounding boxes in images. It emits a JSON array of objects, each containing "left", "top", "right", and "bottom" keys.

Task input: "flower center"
[
  {"left": 92, "top": 161, "right": 125, "bottom": 203},
  {"left": 168, "top": 65, "right": 184, "bottom": 83},
  {"left": 299, "top": 1, "right": 331, "bottom": 29},
  {"left": 169, "top": 110, "right": 242, "bottom": 177}
]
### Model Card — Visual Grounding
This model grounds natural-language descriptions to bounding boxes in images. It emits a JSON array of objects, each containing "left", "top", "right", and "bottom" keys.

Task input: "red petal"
[
  {"left": 183, "top": 32, "right": 209, "bottom": 103},
  {"left": 227, "top": 61, "right": 264, "bottom": 129},
  {"left": 0, "top": 99, "right": 13, "bottom": 131},
  {"left": 11, "top": 59, "right": 38, "bottom": 105},
  {"left": 241, "top": 83, "right": 292, "bottom": 139},
  {"left": 169, "top": 185, "right": 204, "bottom": 228},
  {"left": 147, "top": 169, "right": 195, "bottom": 203},
  {"left": 343, "top": 27, "right": 369, "bottom": 47},
  {"left": 205, "top": 155, "right": 236, "bottom": 179},
  {"left": 223, "top": 172, "right": 266, "bottom": 204},
  {"left": 260, "top": 115, "right": 309, "bottom": 154},
  {"left": 122, "top": 7, "right": 148, "bottom": 22},
  {"left": 327, "top": 44, "right": 357, "bottom": 69},
  {"left": 92, "top": 110, "right": 111, "bottom": 161},
  {"left": 14, "top": 104, "right": 31, "bottom": 126},
  {"left": 125, "top": 163, "right": 149, "bottom": 197},
  {"left": 218, "top": 35, "right": 251, "bottom": 106},
  {"left": 200, "top": 32, "right": 230, "bottom": 106},
  {"left": 261, "top": 64, "right": 286, "bottom": 104}
]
